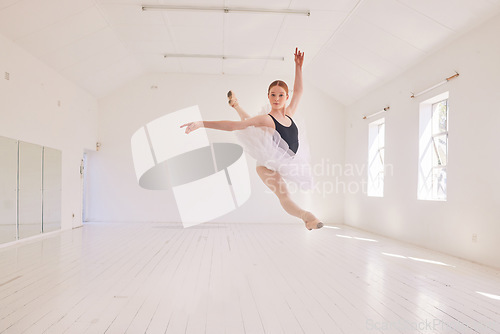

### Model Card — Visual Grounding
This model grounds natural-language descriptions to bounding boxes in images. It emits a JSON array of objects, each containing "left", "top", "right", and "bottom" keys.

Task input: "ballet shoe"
[
  {"left": 227, "top": 90, "right": 238, "bottom": 108},
  {"left": 305, "top": 219, "right": 324, "bottom": 231},
  {"left": 301, "top": 211, "right": 323, "bottom": 231}
]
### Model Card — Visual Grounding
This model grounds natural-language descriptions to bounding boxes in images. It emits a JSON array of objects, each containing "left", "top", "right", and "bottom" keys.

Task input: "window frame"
[
  {"left": 367, "top": 117, "right": 385, "bottom": 198},
  {"left": 418, "top": 92, "right": 449, "bottom": 201}
]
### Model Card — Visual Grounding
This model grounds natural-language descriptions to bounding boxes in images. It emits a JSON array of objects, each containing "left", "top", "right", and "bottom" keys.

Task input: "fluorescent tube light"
[
  {"left": 142, "top": 5, "right": 310, "bottom": 16},
  {"left": 163, "top": 54, "right": 284, "bottom": 61}
]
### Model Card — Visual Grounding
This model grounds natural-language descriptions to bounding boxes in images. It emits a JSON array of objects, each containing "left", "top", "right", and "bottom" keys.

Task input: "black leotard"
[{"left": 268, "top": 114, "right": 299, "bottom": 154}]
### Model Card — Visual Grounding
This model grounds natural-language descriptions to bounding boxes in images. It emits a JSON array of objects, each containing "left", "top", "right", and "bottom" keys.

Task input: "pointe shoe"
[
  {"left": 305, "top": 219, "right": 324, "bottom": 231},
  {"left": 227, "top": 90, "right": 238, "bottom": 108},
  {"left": 301, "top": 211, "right": 323, "bottom": 231}
]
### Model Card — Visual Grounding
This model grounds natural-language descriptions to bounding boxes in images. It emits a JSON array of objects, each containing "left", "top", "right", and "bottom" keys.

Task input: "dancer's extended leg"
[
  {"left": 256, "top": 166, "right": 323, "bottom": 230},
  {"left": 227, "top": 90, "right": 251, "bottom": 120}
]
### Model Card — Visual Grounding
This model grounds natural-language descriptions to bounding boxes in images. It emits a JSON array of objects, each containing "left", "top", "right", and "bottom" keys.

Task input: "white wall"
[
  {"left": 344, "top": 14, "right": 500, "bottom": 268},
  {"left": 87, "top": 73, "right": 345, "bottom": 225},
  {"left": 0, "top": 33, "right": 98, "bottom": 230}
]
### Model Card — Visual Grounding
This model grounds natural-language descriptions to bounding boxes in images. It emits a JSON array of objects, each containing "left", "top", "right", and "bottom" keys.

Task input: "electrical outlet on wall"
[{"left": 472, "top": 234, "right": 478, "bottom": 243}]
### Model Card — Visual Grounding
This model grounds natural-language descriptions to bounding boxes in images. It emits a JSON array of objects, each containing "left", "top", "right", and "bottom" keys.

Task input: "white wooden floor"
[{"left": 0, "top": 222, "right": 499, "bottom": 334}]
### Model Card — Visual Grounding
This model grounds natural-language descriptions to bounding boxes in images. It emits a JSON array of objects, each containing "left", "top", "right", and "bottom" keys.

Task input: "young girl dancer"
[{"left": 181, "top": 48, "right": 323, "bottom": 230}]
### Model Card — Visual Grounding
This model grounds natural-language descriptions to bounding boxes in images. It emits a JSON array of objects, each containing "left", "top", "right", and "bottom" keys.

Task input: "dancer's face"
[{"left": 268, "top": 86, "right": 288, "bottom": 109}]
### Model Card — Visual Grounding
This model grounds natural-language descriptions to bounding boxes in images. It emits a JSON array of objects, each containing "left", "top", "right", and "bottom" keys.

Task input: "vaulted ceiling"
[{"left": 1, "top": 0, "right": 499, "bottom": 105}]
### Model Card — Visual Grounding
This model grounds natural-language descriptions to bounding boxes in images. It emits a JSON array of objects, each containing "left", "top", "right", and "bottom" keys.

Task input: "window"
[
  {"left": 418, "top": 92, "right": 449, "bottom": 201},
  {"left": 368, "top": 118, "right": 385, "bottom": 197}
]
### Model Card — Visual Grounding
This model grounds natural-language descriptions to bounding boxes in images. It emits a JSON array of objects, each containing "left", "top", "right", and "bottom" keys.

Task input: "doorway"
[{"left": 81, "top": 151, "right": 89, "bottom": 223}]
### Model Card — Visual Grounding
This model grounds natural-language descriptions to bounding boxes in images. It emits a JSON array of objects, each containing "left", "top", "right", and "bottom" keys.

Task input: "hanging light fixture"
[
  {"left": 141, "top": 5, "right": 310, "bottom": 16},
  {"left": 163, "top": 54, "right": 284, "bottom": 61}
]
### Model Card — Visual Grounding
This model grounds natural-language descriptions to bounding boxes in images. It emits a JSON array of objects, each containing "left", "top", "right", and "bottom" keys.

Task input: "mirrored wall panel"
[
  {"left": 42, "top": 147, "right": 62, "bottom": 233},
  {"left": 0, "top": 136, "right": 18, "bottom": 244},
  {"left": 0, "top": 136, "right": 62, "bottom": 245},
  {"left": 18, "top": 141, "right": 43, "bottom": 239}
]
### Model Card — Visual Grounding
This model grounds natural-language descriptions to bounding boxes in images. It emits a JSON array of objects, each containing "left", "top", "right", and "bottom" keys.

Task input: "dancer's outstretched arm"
[
  {"left": 181, "top": 114, "right": 271, "bottom": 134},
  {"left": 286, "top": 48, "right": 304, "bottom": 117}
]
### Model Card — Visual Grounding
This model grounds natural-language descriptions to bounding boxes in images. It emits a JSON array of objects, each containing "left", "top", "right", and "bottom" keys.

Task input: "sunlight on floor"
[
  {"left": 382, "top": 252, "right": 455, "bottom": 267},
  {"left": 336, "top": 234, "right": 378, "bottom": 242},
  {"left": 476, "top": 291, "right": 500, "bottom": 300}
]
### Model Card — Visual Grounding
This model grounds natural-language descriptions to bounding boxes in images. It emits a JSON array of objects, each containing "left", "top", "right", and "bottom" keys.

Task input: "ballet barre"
[
  {"left": 363, "top": 106, "right": 390, "bottom": 120},
  {"left": 410, "top": 72, "right": 459, "bottom": 99}
]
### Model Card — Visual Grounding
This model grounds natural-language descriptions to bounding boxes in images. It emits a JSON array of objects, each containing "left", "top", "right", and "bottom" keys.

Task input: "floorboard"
[{"left": 0, "top": 222, "right": 499, "bottom": 333}]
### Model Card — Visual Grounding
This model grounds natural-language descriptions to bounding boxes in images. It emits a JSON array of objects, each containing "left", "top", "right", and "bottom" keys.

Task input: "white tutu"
[{"left": 235, "top": 105, "right": 313, "bottom": 190}]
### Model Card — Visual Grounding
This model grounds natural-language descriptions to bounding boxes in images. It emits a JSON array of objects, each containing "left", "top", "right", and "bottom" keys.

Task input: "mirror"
[
  {"left": 0, "top": 136, "right": 18, "bottom": 243},
  {"left": 42, "top": 147, "right": 62, "bottom": 232},
  {"left": 0, "top": 136, "right": 62, "bottom": 244},
  {"left": 18, "top": 141, "right": 43, "bottom": 239}
]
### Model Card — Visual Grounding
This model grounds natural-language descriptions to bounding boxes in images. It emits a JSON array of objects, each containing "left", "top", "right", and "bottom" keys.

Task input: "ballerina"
[{"left": 181, "top": 48, "right": 323, "bottom": 230}]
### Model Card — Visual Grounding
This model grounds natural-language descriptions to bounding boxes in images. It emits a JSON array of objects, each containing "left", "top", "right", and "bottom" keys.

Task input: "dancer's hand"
[
  {"left": 294, "top": 47, "right": 304, "bottom": 68},
  {"left": 180, "top": 121, "right": 202, "bottom": 134}
]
